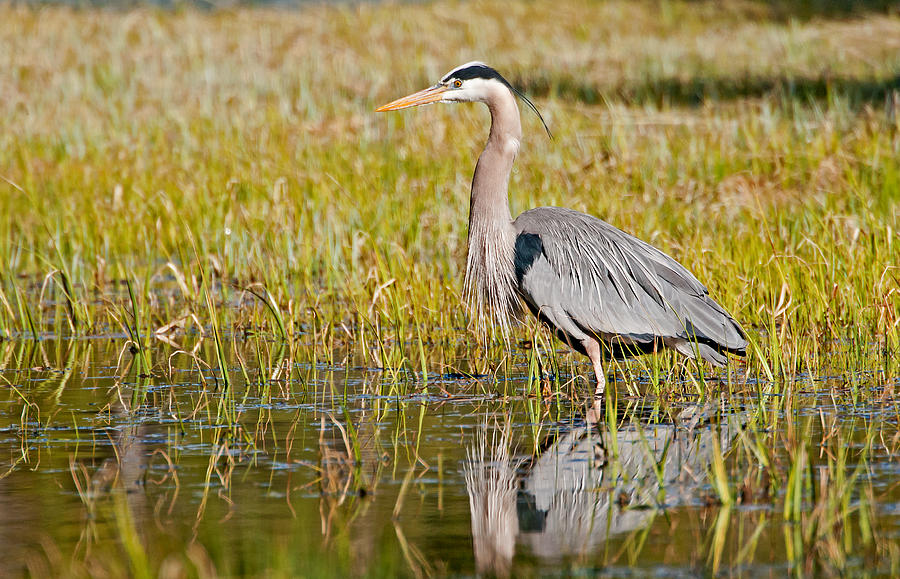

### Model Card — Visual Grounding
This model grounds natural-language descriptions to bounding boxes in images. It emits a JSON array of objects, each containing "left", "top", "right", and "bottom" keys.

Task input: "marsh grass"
[{"left": 1, "top": 1, "right": 897, "bottom": 395}]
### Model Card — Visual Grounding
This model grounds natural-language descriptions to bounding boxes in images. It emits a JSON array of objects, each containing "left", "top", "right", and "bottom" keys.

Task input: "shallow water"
[{"left": 1, "top": 337, "right": 899, "bottom": 577}]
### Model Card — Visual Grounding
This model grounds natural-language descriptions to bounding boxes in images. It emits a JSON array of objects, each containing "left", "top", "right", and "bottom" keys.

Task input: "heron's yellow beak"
[{"left": 376, "top": 85, "right": 448, "bottom": 112}]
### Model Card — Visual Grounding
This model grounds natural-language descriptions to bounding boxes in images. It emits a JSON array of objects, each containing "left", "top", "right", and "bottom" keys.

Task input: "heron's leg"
[{"left": 583, "top": 338, "right": 607, "bottom": 397}]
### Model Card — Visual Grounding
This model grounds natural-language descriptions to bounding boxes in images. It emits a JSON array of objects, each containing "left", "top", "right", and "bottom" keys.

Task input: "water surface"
[{"left": 1, "top": 337, "right": 898, "bottom": 576}]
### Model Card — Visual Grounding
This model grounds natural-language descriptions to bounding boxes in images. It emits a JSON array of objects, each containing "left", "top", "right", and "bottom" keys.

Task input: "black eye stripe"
[{"left": 442, "top": 64, "right": 512, "bottom": 89}]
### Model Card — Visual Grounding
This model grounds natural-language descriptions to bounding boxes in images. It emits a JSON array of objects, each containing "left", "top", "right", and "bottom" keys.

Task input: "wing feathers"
[{"left": 513, "top": 207, "right": 747, "bottom": 364}]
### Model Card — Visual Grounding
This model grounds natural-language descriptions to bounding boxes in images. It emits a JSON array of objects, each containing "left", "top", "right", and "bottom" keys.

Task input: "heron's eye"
[{"left": 452, "top": 79, "right": 463, "bottom": 89}]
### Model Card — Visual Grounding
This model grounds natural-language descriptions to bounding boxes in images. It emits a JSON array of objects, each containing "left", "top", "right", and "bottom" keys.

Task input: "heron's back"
[{"left": 512, "top": 207, "right": 747, "bottom": 365}]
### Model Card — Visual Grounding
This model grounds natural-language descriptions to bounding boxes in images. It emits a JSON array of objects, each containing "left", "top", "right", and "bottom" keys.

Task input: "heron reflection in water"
[
  {"left": 378, "top": 63, "right": 747, "bottom": 395},
  {"left": 463, "top": 403, "right": 746, "bottom": 575}
]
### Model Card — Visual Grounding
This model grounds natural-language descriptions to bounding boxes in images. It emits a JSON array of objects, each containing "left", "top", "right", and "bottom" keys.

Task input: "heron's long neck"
[
  {"left": 464, "top": 89, "right": 522, "bottom": 329},
  {"left": 471, "top": 95, "right": 521, "bottom": 223}
]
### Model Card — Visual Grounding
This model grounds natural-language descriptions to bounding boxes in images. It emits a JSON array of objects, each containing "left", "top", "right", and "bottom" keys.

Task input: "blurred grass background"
[{"left": 1, "top": 0, "right": 898, "bottom": 383}]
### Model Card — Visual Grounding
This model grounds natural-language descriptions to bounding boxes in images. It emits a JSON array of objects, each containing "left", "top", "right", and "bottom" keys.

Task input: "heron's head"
[
  {"left": 376, "top": 62, "right": 512, "bottom": 111},
  {"left": 376, "top": 61, "right": 551, "bottom": 137}
]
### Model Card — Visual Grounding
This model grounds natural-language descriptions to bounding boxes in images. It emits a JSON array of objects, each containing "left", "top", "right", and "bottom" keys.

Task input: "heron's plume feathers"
[{"left": 464, "top": 219, "right": 521, "bottom": 334}]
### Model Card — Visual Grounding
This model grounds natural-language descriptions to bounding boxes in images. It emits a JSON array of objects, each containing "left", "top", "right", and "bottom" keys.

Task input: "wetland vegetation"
[{"left": 1, "top": 0, "right": 899, "bottom": 576}]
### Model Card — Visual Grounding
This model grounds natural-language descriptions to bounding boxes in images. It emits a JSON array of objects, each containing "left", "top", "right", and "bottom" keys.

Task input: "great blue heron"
[{"left": 377, "top": 62, "right": 747, "bottom": 395}]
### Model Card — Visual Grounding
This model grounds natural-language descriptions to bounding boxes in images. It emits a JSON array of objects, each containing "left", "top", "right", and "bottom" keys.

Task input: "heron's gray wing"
[{"left": 513, "top": 207, "right": 747, "bottom": 364}]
